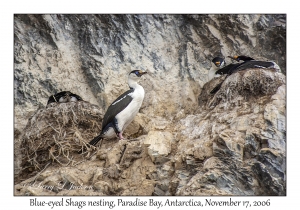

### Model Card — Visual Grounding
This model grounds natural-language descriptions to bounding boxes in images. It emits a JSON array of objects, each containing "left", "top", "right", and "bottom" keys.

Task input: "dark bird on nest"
[
  {"left": 211, "top": 56, "right": 254, "bottom": 76},
  {"left": 88, "top": 70, "right": 147, "bottom": 148},
  {"left": 47, "top": 91, "right": 83, "bottom": 105},
  {"left": 209, "top": 56, "right": 280, "bottom": 94}
]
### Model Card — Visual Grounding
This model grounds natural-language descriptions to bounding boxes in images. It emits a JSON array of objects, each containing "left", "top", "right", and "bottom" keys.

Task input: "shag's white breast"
[
  {"left": 208, "top": 66, "right": 221, "bottom": 81},
  {"left": 115, "top": 85, "right": 145, "bottom": 131},
  {"left": 70, "top": 96, "right": 78, "bottom": 102}
]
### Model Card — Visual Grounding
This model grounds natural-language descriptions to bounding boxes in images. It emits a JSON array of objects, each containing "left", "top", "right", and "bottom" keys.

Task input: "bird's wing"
[
  {"left": 101, "top": 89, "right": 134, "bottom": 131},
  {"left": 235, "top": 61, "right": 275, "bottom": 71},
  {"left": 215, "top": 63, "right": 239, "bottom": 75}
]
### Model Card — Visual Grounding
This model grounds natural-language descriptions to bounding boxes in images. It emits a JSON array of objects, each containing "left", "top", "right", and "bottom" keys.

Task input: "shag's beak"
[
  {"left": 138, "top": 70, "right": 147, "bottom": 76},
  {"left": 215, "top": 61, "right": 220, "bottom": 67},
  {"left": 228, "top": 55, "right": 239, "bottom": 61}
]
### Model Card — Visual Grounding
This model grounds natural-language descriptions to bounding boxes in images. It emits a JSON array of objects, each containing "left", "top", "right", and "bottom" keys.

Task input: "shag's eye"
[{"left": 135, "top": 71, "right": 139, "bottom": 75}]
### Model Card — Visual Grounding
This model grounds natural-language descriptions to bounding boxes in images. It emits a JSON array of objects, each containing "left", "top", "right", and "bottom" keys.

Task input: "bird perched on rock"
[
  {"left": 88, "top": 70, "right": 147, "bottom": 147},
  {"left": 47, "top": 91, "right": 83, "bottom": 105}
]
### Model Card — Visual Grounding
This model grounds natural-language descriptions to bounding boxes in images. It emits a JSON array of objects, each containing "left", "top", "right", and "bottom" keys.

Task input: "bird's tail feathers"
[
  {"left": 89, "top": 135, "right": 103, "bottom": 146},
  {"left": 77, "top": 135, "right": 103, "bottom": 154},
  {"left": 210, "top": 81, "right": 224, "bottom": 94},
  {"left": 210, "top": 74, "right": 229, "bottom": 94}
]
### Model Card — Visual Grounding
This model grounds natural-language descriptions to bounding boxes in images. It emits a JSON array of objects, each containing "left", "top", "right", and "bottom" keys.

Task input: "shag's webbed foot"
[{"left": 118, "top": 132, "right": 124, "bottom": 140}]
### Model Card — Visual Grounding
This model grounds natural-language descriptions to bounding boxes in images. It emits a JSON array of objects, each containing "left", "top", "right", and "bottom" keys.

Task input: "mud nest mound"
[
  {"left": 19, "top": 101, "right": 103, "bottom": 179},
  {"left": 198, "top": 69, "right": 286, "bottom": 109}
]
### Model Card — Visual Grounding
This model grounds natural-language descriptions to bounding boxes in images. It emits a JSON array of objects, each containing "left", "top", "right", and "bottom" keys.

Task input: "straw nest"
[
  {"left": 20, "top": 101, "right": 103, "bottom": 177},
  {"left": 198, "top": 68, "right": 286, "bottom": 109}
]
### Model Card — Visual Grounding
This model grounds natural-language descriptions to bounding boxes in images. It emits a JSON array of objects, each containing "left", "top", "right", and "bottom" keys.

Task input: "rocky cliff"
[{"left": 14, "top": 14, "right": 286, "bottom": 196}]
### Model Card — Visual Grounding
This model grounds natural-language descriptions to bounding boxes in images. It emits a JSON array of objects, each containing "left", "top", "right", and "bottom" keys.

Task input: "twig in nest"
[
  {"left": 49, "top": 148, "right": 73, "bottom": 167},
  {"left": 72, "top": 160, "right": 86, "bottom": 167},
  {"left": 70, "top": 107, "right": 78, "bottom": 124},
  {"left": 86, "top": 151, "right": 98, "bottom": 160},
  {"left": 27, "top": 141, "right": 44, "bottom": 157},
  {"left": 48, "top": 123, "right": 60, "bottom": 134}
]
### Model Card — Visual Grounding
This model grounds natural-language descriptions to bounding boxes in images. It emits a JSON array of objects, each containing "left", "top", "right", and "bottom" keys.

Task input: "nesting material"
[
  {"left": 20, "top": 101, "right": 103, "bottom": 176},
  {"left": 199, "top": 69, "right": 286, "bottom": 109}
]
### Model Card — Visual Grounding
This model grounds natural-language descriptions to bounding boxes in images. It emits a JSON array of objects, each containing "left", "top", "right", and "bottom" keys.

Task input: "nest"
[
  {"left": 199, "top": 69, "right": 286, "bottom": 109},
  {"left": 20, "top": 101, "right": 103, "bottom": 177}
]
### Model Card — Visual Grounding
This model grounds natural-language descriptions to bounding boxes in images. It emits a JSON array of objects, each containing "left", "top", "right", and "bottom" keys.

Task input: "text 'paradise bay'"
[{"left": 29, "top": 198, "right": 258, "bottom": 209}]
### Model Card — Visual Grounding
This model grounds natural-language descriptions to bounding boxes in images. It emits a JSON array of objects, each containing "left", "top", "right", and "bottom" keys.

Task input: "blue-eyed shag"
[
  {"left": 88, "top": 70, "right": 147, "bottom": 147},
  {"left": 209, "top": 56, "right": 281, "bottom": 94}
]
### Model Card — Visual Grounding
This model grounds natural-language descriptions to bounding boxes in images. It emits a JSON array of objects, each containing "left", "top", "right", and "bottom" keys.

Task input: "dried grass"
[{"left": 20, "top": 101, "right": 103, "bottom": 178}]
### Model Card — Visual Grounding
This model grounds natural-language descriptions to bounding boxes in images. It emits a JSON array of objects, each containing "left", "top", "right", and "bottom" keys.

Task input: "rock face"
[
  {"left": 14, "top": 14, "right": 286, "bottom": 196},
  {"left": 177, "top": 69, "right": 286, "bottom": 195}
]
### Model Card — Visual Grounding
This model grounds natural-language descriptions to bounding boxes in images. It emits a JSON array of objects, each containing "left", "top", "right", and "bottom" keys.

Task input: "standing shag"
[
  {"left": 47, "top": 91, "right": 83, "bottom": 105},
  {"left": 88, "top": 70, "right": 147, "bottom": 147}
]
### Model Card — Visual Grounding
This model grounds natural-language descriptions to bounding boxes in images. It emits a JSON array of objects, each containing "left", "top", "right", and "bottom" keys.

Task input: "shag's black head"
[
  {"left": 228, "top": 55, "right": 254, "bottom": 62},
  {"left": 129, "top": 70, "right": 147, "bottom": 77},
  {"left": 212, "top": 57, "right": 226, "bottom": 68}
]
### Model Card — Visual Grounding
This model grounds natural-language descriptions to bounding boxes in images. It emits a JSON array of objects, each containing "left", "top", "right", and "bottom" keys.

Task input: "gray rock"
[{"left": 14, "top": 14, "right": 286, "bottom": 196}]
